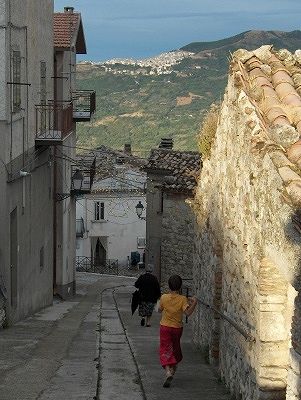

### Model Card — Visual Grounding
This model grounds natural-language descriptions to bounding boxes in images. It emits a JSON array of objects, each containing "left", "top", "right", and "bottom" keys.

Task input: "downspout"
[
  {"left": 25, "top": 25, "right": 28, "bottom": 159},
  {"left": 22, "top": 25, "right": 28, "bottom": 167},
  {"left": 7, "top": 0, "right": 12, "bottom": 175},
  {"left": 53, "top": 54, "right": 57, "bottom": 294}
]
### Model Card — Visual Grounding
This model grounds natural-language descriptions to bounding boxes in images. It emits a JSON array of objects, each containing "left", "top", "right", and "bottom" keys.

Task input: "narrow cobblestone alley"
[{"left": 0, "top": 273, "right": 231, "bottom": 400}]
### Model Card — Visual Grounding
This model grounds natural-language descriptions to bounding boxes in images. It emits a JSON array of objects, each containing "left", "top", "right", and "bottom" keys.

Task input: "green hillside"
[{"left": 76, "top": 30, "right": 301, "bottom": 155}]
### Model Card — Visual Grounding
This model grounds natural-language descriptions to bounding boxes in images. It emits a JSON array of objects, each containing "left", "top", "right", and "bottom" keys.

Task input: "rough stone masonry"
[{"left": 193, "top": 46, "right": 301, "bottom": 400}]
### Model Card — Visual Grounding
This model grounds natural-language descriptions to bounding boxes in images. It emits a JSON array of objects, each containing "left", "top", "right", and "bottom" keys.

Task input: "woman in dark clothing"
[{"left": 134, "top": 264, "right": 161, "bottom": 327}]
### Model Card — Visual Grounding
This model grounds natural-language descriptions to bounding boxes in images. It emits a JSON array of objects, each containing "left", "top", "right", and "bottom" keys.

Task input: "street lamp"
[
  {"left": 135, "top": 201, "right": 146, "bottom": 220},
  {"left": 72, "top": 169, "right": 84, "bottom": 191},
  {"left": 56, "top": 169, "right": 84, "bottom": 201}
]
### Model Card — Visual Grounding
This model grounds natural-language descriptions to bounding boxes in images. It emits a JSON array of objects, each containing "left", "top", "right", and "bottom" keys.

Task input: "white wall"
[{"left": 77, "top": 194, "right": 146, "bottom": 267}]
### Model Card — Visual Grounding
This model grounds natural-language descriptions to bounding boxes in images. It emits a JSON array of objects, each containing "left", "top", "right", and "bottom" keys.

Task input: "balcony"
[
  {"left": 35, "top": 103, "right": 73, "bottom": 146},
  {"left": 72, "top": 90, "right": 96, "bottom": 122}
]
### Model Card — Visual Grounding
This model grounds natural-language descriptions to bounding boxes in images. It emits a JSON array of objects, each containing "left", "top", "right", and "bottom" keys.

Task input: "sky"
[{"left": 54, "top": 0, "right": 301, "bottom": 61}]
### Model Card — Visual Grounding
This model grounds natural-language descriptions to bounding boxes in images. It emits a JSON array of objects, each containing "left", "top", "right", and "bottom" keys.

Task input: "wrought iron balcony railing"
[
  {"left": 35, "top": 102, "right": 73, "bottom": 145},
  {"left": 72, "top": 90, "right": 96, "bottom": 121}
]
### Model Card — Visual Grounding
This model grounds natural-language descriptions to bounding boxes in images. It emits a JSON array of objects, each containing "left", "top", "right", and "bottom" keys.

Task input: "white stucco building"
[{"left": 76, "top": 147, "right": 146, "bottom": 270}]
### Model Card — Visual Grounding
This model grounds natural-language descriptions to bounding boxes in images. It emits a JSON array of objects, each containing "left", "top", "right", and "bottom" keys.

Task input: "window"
[
  {"left": 160, "top": 190, "right": 164, "bottom": 213},
  {"left": 40, "top": 246, "right": 44, "bottom": 272},
  {"left": 12, "top": 51, "right": 21, "bottom": 112},
  {"left": 94, "top": 201, "right": 105, "bottom": 221},
  {"left": 137, "top": 237, "right": 146, "bottom": 249}
]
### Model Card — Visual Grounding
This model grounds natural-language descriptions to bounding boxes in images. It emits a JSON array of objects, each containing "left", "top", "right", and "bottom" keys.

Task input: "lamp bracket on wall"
[{"left": 55, "top": 193, "right": 71, "bottom": 202}]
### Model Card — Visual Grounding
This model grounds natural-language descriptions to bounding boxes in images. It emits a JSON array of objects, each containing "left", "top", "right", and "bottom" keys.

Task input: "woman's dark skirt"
[{"left": 138, "top": 301, "right": 155, "bottom": 317}]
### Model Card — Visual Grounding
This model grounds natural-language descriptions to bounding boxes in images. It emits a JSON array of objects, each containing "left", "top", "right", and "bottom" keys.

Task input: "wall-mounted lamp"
[
  {"left": 135, "top": 201, "right": 146, "bottom": 220},
  {"left": 56, "top": 169, "right": 84, "bottom": 201},
  {"left": 71, "top": 169, "right": 84, "bottom": 191}
]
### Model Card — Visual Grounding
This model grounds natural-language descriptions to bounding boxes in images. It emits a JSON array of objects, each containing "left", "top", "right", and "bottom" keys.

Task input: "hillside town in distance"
[{"left": 78, "top": 50, "right": 194, "bottom": 75}]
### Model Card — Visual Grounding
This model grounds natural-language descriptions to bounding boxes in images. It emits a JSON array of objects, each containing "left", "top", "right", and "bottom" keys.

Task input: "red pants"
[{"left": 159, "top": 325, "right": 183, "bottom": 368}]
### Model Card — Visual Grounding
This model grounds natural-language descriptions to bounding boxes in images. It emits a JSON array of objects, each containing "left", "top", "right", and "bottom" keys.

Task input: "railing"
[
  {"left": 76, "top": 256, "right": 118, "bottom": 275},
  {"left": 35, "top": 103, "right": 73, "bottom": 142},
  {"left": 72, "top": 90, "right": 96, "bottom": 121},
  {"left": 182, "top": 279, "right": 255, "bottom": 342},
  {"left": 197, "top": 298, "right": 256, "bottom": 342}
]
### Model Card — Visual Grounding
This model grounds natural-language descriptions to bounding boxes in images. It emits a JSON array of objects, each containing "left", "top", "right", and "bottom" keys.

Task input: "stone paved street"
[{"left": 0, "top": 273, "right": 231, "bottom": 400}]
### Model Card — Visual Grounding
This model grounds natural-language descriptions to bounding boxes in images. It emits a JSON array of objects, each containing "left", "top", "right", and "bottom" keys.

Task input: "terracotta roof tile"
[
  {"left": 53, "top": 12, "right": 86, "bottom": 52},
  {"left": 232, "top": 46, "right": 301, "bottom": 135},
  {"left": 146, "top": 149, "right": 201, "bottom": 194},
  {"left": 76, "top": 145, "right": 146, "bottom": 183},
  {"left": 231, "top": 46, "right": 301, "bottom": 206}
]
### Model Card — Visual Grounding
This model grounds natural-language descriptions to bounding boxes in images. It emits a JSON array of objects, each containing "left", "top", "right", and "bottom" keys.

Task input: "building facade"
[
  {"left": 52, "top": 7, "right": 92, "bottom": 298},
  {"left": 145, "top": 145, "right": 201, "bottom": 286},
  {"left": 0, "top": 0, "right": 54, "bottom": 325},
  {"left": 76, "top": 146, "right": 146, "bottom": 270},
  {"left": 0, "top": 2, "right": 94, "bottom": 325},
  {"left": 193, "top": 46, "right": 301, "bottom": 400}
]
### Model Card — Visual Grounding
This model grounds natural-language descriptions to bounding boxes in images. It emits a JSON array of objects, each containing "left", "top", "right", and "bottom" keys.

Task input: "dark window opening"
[
  {"left": 40, "top": 246, "right": 44, "bottom": 272},
  {"left": 95, "top": 201, "right": 105, "bottom": 220}
]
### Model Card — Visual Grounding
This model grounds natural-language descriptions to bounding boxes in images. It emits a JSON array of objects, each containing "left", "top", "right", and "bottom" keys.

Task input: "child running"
[{"left": 158, "top": 274, "right": 197, "bottom": 388}]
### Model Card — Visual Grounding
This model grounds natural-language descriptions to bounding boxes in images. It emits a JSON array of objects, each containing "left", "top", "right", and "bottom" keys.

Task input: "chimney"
[
  {"left": 159, "top": 138, "right": 173, "bottom": 149},
  {"left": 124, "top": 143, "right": 132, "bottom": 155},
  {"left": 64, "top": 6, "right": 74, "bottom": 13}
]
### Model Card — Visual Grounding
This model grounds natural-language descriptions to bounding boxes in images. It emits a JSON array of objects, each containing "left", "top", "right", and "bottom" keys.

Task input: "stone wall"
[
  {"left": 160, "top": 194, "right": 195, "bottom": 289},
  {"left": 193, "top": 77, "right": 301, "bottom": 399}
]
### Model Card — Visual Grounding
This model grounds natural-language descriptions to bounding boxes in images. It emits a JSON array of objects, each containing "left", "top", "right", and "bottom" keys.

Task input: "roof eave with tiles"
[
  {"left": 76, "top": 146, "right": 146, "bottom": 184},
  {"left": 231, "top": 45, "right": 301, "bottom": 208},
  {"left": 145, "top": 149, "right": 201, "bottom": 194},
  {"left": 53, "top": 13, "right": 86, "bottom": 54}
]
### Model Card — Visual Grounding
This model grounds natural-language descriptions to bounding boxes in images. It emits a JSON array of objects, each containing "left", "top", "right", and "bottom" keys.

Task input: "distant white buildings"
[
  {"left": 78, "top": 50, "right": 194, "bottom": 76},
  {"left": 76, "top": 146, "right": 146, "bottom": 269}
]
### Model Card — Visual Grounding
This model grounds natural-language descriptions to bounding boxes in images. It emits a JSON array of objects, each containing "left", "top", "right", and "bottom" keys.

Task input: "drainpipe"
[{"left": 52, "top": 54, "right": 57, "bottom": 294}]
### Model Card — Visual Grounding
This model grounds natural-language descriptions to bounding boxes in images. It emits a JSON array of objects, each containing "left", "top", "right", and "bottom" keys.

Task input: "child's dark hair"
[{"left": 168, "top": 275, "right": 182, "bottom": 291}]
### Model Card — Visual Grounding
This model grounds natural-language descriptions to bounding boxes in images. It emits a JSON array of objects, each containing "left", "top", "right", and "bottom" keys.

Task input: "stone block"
[
  {"left": 259, "top": 312, "right": 287, "bottom": 341},
  {"left": 259, "top": 295, "right": 286, "bottom": 304},
  {"left": 259, "top": 303, "right": 285, "bottom": 312},
  {"left": 259, "top": 341, "right": 289, "bottom": 367},
  {"left": 258, "top": 375, "right": 286, "bottom": 391},
  {"left": 259, "top": 366, "right": 287, "bottom": 381}
]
